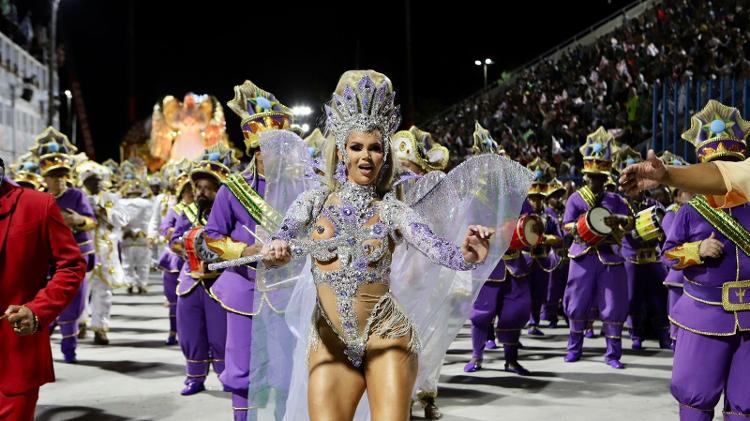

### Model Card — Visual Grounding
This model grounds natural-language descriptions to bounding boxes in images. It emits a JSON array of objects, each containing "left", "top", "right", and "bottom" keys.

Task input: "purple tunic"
[
  {"left": 661, "top": 206, "right": 684, "bottom": 286},
  {"left": 562, "top": 189, "right": 630, "bottom": 362},
  {"left": 663, "top": 203, "right": 750, "bottom": 334},
  {"left": 55, "top": 188, "right": 96, "bottom": 271},
  {"left": 621, "top": 198, "right": 668, "bottom": 342},
  {"left": 158, "top": 207, "right": 184, "bottom": 273},
  {"left": 563, "top": 190, "right": 630, "bottom": 263},
  {"left": 665, "top": 202, "right": 750, "bottom": 419},
  {"left": 525, "top": 207, "right": 562, "bottom": 327},
  {"left": 203, "top": 175, "right": 265, "bottom": 315},
  {"left": 542, "top": 206, "right": 570, "bottom": 323},
  {"left": 170, "top": 212, "right": 201, "bottom": 296}
]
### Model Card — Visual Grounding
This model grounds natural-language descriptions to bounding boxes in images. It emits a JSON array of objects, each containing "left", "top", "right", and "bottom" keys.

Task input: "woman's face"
[{"left": 343, "top": 131, "right": 385, "bottom": 186}]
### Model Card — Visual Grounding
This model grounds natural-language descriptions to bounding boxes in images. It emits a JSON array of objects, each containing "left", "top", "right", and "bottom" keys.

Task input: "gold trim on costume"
[
  {"left": 668, "top": 315, "right": 737, "bottom": 337},
  {"left": 204, "top": 236, "right": 247, "bottom": 261},
  {"left": 664, "top": 241, "right": 703, "bottom": 269},
  {"left": 721, "top": 280, "right": 750, "bottom": 311}
]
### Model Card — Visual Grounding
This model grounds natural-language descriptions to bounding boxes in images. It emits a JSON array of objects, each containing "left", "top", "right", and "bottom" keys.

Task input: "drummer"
[
  {"left": 542, "top": 178, "right": 570, "bottom": 328},
  {"left": 465, "top": 124, "right": 534, "bottom": 376},
  {"left": 561, "top": 127, "right": 633, "bottom": 369},
  {"left": 614, "top": 146, "right": 670, "bottom": 351},
  {"left": 524, "top": 158, "right": 563, "bottom": 337},
  {"left": 169, "top": 145, "right": 233, "bottom": 396}
]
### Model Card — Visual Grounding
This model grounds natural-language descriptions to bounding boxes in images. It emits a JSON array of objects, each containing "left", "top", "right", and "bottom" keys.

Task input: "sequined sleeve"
[
  {"left": 271, "top": 186, "right": 329, "bottom": 241},
  {"left": 382, "top": 194, "right": 476, "bottom": 271}
]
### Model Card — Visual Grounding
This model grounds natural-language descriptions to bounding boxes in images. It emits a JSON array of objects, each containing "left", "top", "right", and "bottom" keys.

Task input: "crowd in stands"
[{"left": 426, "top": 0, "right": 750, "bottom": 179}]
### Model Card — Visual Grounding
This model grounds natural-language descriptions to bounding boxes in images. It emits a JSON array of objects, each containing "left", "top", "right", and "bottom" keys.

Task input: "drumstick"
[{"left": 242, "top": 225, "right": 266, "bottom": 245}]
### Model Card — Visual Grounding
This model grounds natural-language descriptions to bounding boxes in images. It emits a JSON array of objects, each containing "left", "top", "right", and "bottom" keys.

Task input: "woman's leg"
[
  {"left": 308, "top": 320, "right": 366, "bottom": 421},
  {"left": 364, "top": 333, "right": 418, "bottom": 421}
]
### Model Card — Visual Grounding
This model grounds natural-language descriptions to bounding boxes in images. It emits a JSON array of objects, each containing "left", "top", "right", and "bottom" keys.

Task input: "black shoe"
[
  {"left": 77, "top": 323, "right": 88, "bottom": 339},
  {"left": 504, "top": 361, "right": 531, "bottom": 376},
  {"left": 94, "top": 331, "right": 110, "bottom": 345},
  {"left": 421, "top": 397, "right": 442, "bottom": 420},
  {"left": 127, "top": 286, "right": 135, "bottom": 295}
]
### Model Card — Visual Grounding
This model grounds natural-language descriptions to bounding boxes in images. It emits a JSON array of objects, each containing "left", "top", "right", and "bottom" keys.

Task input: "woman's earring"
[{"left": 335, "top": 160, "right": 347, "bottom": 184}]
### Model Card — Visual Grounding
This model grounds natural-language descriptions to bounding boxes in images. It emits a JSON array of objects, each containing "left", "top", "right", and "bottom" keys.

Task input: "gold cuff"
[
  {"left": 664, "top": 241, "right": 703, "bottom": 270},
  {"left": 77, "top": 216, "right": 97, "bottom": 232},
  {"left": 204, "top": 236, "right": 248, "bottom": 261}
]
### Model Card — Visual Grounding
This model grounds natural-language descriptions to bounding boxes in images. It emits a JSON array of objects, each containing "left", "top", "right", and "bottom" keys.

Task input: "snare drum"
[
  {"left": 184, "top": 227, "right": 206, "bottom": 275},
  {"left": 633, "top": 205, "right": 665, "bottom": 242},
  {"left": 576, "top": 206, "right": 612, "bottom": 245},
  {"left": 509, "top": 214, "right": 544, "bottom": 250}
]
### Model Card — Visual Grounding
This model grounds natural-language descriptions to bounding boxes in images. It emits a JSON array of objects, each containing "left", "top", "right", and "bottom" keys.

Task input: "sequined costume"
[
  {"left": 247, "top": 72, "right": 532, "bottom": 421},
  {"left": 272, "top": 181, "right": 475, "bottom": 367}
]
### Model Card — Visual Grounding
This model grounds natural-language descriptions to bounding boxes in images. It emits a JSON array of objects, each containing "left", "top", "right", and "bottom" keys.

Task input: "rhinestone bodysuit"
[{"left": 273, "top": 181, "right": 475, "bottom": 367}]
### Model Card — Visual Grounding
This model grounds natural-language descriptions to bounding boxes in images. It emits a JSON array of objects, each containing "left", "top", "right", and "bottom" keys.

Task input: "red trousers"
[{"left": 0, "top": 388, "right": 38, "bottom": 421}]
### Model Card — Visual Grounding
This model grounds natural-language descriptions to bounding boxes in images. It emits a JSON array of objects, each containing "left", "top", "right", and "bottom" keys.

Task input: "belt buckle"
[{"left": 722, "top": 280, "right": 750, "bottom": 311}]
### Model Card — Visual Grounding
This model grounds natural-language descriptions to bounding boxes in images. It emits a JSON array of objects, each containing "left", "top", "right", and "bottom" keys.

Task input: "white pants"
[
  {"left": 122, "top": 245, "right": 151, "bottom": 288},
  {"left": 416, "top": 363, "right": 442, "bottom": 401},
  {"left": 89, "top": 279, "right": 114, "bottom": 330}
]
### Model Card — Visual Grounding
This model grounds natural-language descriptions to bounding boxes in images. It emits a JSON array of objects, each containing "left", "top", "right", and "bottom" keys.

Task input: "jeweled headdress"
[
  {"left": 11, "top": 152, "right": 44, "bottom": 189},
  {"left": 579, "top": 126, "right": 618, "bottom": 175},
  {"left": 31, "top": 126, "right": 78, "bottom": 176},
  {"left": 527, "top": 157, "right": 555, "bottom": 195},
  {"left": 226, "top": 80, "right": 293, "bottom": 153},
  {"left": 659, "top": 151, "right": 688, "bottom": 167},
  {"left": 190, "top": 143, "right": 238, "bottom": 184},
  {"left": 681, "top": 99, "right": 749, "bottom": 163},
  {"left": 325, "top": 71, "right": 401, "bottom": 163},
  {"left": 613, "top": 145, "right": 643, "bottom": 174},
  {"left": 393, "top": 125, "right": 449, "bottom": 172},
  {"left": 471, "top": 121, "right": 505, "bottom": 156}
]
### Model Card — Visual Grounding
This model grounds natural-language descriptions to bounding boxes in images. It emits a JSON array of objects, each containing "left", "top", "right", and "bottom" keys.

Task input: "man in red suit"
[{"left": 0, "top": 157, "right": 87, "bottom": 420}]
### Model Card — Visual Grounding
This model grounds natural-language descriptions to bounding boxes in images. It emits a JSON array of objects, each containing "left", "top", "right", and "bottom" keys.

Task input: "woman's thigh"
[
  {"left": 364, "top": 333, "right": 418, "bottom": 421},
  {"left": 308, "top": 320, "right": 366, "bottom": 421}
]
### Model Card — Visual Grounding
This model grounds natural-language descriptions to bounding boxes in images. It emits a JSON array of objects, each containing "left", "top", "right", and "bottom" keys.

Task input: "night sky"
[{"left": 58, "top": 0, "right": 634, "bottom": 161}]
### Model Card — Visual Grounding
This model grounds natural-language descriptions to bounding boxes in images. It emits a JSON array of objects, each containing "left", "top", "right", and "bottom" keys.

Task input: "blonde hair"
[{"left": 325, "top": 69, "right": 401, "bottom": 198}]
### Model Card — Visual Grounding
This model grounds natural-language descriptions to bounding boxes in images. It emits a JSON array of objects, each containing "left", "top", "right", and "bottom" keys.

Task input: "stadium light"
[
  {"left": 292, "top": 105, "right": 313, "bottom": 116},
  {"left": 475, "top": 58, "right": 494, "bottom": 88}
]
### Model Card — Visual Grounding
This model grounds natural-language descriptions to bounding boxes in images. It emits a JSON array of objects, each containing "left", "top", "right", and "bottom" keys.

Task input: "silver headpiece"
[{"left": 324, "top": 74, "right": 401, "bottom": 163}]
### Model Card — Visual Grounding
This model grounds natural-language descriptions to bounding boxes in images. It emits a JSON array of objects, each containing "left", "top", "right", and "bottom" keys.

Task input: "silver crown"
[{"left": 324, "top": 74, "right": 401, "bottom": 163}]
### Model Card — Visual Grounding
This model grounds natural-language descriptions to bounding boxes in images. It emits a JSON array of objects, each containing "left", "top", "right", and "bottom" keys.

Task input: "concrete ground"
[{"left": 35, "top": 274, "right": 708, "bottom": 420}]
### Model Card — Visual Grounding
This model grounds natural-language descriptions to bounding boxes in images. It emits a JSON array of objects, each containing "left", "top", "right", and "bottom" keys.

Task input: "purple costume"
[
  {"left": 159, "top": 206, "right": 184, "bottom": 341},
  {"left": 663, "top": 202, "right": 750, "bottom": 420},
  {"left": 203, "top": 174, "right": 265, "bottom": 419},
  {"left": 562, "top": 189, "right": 630, "bottom": 364},
  {"left": 525, "top": 206, "right": 562, "bottom": 331},
  {"left": 542, "top": 206, "right": 570, "bottom": 326},
  {"left": 54, "top": 187, "right": 96, "bottom": 361},
  {"left": 621, "top": 197, "right": 669, "bottom": 349},
  {"left": 468, "top": 250, "right": 531, "bottom": 369},
  {"left": 661, "top": 204, "right": 684, "bottom": 342},
  {"left": 170, "top": 209, "right": 227, "bottom": 390}
]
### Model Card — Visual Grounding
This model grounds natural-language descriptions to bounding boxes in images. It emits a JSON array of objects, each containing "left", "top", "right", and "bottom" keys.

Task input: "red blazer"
[{"left": 0, "top": 182, "right": 86, "bottom": 395}]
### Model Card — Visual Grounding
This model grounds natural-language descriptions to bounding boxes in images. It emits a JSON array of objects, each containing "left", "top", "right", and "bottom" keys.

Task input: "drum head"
[
  {"left": 523, "top": 217, "right": 541, "bottom": 244},
  {"left": 588, "top": 207, "right": 612, "bottom": 235}
]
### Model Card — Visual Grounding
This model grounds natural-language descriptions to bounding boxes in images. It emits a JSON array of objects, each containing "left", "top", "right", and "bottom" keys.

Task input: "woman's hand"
[
  {"left": 461, "top": 225, "right": 495, "bottom": 264},
  {"left": 242, "top": 243, "right": 264, "bottom": 257},
  {"left": 261, "top": 239, "right": 292, "bottom": 268}
]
